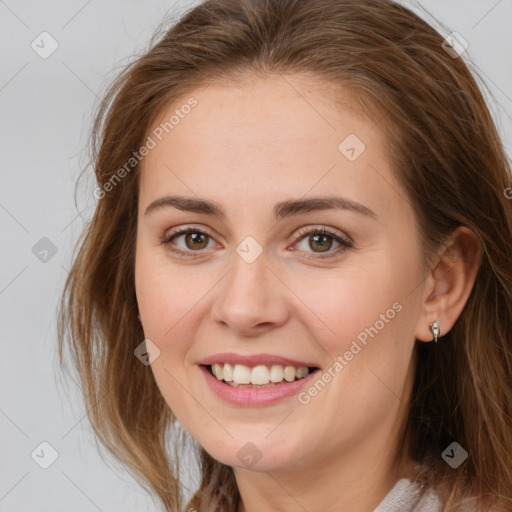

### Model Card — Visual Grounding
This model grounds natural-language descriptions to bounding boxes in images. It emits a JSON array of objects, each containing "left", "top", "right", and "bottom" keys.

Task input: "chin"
[{"left": 198, "top": 434, "right": 307, "bottom": 473}]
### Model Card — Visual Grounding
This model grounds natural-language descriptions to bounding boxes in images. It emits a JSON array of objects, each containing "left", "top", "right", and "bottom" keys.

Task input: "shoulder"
[{"left": 374, "top": 478, "right": 442, "bottom": 512}]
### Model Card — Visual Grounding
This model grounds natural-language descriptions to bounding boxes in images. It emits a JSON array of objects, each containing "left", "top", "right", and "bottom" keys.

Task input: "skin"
[{"left": 134, "top": 73, "right": 480, "bottom": 512}]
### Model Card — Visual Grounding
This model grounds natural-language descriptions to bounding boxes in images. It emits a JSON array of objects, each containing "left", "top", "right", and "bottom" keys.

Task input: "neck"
[
  {"left": 235, "top": 401, "right": 416, "bottom": 512},
  {"left": 236, "top": 452, "right": 416, "bottom": 512}
]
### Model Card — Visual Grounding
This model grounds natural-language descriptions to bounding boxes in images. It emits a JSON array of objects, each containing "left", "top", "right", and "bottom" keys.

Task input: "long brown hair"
[{"left": 58, "top": 0, "right": 512, "bottom": 510}]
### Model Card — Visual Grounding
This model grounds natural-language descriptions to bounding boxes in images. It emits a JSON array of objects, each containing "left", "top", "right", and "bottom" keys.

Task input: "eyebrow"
[{"left": 144, "top": 195, "right": 377, "bottom": 220}]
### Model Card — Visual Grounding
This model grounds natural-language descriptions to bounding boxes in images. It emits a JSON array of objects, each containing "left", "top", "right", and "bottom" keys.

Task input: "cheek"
[
  {"left": 134, "top": 250, "right": 202, "bottom": 420},
  {"left": 288, "top": 251, "right": 421, "bottom": 416},
  {"left": 135, "top": 245, "right": 206, "bottom": 347},
  {"left": 285, "top": 260, "right": 410, "bottom": 358}
]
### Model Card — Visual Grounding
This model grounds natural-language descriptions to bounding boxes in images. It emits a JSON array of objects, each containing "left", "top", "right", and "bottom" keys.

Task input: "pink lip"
[
  {"left": 199, "top": 365, "right": 320, "bottom": 407},
  {"left": 198, "top": 352, "right": 319, "bottom": 368}
]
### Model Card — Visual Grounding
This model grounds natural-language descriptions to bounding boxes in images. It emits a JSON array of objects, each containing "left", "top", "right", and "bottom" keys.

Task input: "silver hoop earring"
[{"left": 429, "top": 321, "right": 440, "bottom": 343}]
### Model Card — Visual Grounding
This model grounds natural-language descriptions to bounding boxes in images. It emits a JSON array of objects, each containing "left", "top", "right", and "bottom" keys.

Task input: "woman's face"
[{"left": 135, "top": 74, "right": 428, "bottom": 474}]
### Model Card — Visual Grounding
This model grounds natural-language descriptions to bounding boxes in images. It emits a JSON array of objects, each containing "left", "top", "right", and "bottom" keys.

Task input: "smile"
[
  {"left": 199, "top": 363, "right": 321, "bottom": 406},
  {"left": 208, "top": 363, "right": 312, "bottom": 387}
]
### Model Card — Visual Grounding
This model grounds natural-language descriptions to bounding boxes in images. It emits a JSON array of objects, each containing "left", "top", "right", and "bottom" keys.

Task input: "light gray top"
[{"left": 374, "top": 478, "right": 442, "bottom": 511}]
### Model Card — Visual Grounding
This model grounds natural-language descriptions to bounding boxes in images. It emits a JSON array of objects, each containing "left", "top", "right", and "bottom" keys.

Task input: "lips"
[
  {"left": 199, "top": 365, "right": 320, "bottom": 406},
  {"left": 197, "top": 352, "right": 321, "bottom": 406},
  {"left": 198, "top": 352, "right": 320, "bottom": 368}
]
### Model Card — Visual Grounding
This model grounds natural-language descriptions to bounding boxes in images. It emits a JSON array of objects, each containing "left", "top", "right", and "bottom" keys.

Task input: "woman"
[{"left": 58, "top": 0, "right": 512, "bottom": 510}]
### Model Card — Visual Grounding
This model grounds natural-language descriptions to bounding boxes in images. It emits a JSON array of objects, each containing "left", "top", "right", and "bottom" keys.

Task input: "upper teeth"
[{"left": 211, "top": 363, "right": 309, "bottom": 385}]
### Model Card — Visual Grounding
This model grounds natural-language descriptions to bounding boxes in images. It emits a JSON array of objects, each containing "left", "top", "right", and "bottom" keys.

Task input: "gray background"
[{"left": 1, "top": 1, "right": 511, "bottom": 511}]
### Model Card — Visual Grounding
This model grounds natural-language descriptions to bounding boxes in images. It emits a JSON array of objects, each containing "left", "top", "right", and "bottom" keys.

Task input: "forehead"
[{"left": 138, "top": 73, "right": 405, "bottom": 222}]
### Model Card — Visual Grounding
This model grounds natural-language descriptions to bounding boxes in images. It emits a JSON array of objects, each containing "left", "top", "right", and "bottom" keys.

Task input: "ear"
[{"left": 415, "top": 226, "right": 481, "bottom": 343}]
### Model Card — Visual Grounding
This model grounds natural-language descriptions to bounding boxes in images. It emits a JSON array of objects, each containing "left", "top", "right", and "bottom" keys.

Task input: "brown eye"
[
  {"left": 292, "top": 226, "right": 353, "bottom": 260},
  {"left": 182, "top": 232, "right": 210, "bottom": 250},
  {"left": 308, "top": 233, "right": 334, "bottom": 252},
  {"left": 160, "top": 226, "right": 217, "bottom": 258}
]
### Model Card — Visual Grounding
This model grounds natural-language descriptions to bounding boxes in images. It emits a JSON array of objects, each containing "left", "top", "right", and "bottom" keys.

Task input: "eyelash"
[{"left": 159, "top": 225, "right": 353, "bottom": 260}]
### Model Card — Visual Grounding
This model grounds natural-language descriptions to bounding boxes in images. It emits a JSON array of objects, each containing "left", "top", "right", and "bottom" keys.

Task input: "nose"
[{"left": 210, "top": 250, "right": 289, "bottom": 337}]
